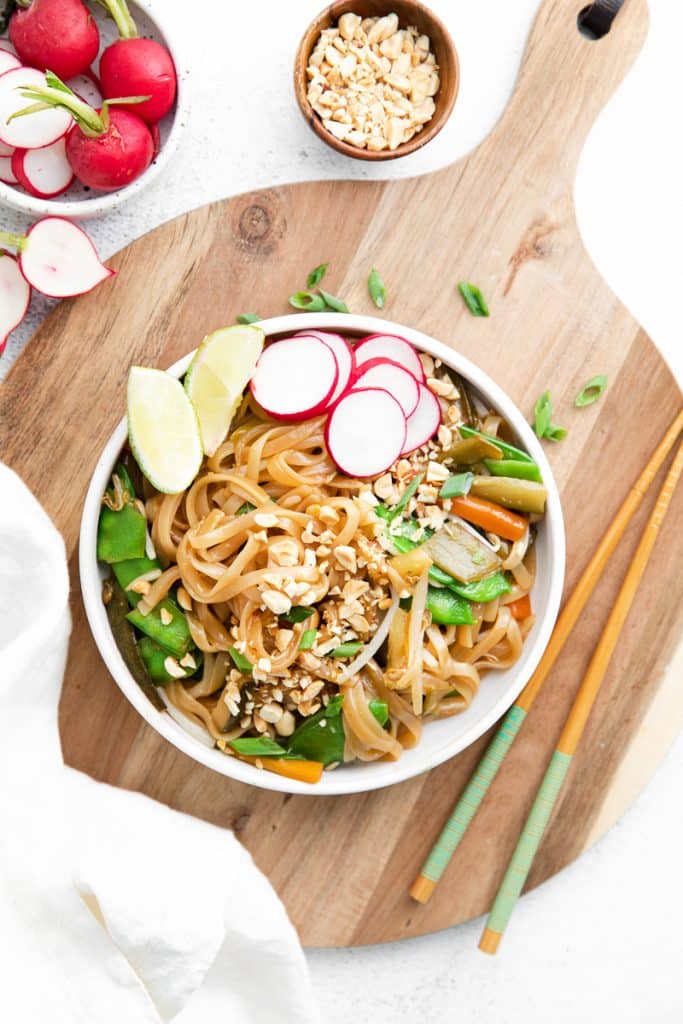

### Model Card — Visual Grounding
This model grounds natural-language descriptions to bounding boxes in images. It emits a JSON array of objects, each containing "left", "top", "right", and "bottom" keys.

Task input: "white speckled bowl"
[
  {"left": 79, "top": 313, "right": 565, "bottom": 796},
  {"left": 0, "top": 0, "right": 189, "bottom": 220}
]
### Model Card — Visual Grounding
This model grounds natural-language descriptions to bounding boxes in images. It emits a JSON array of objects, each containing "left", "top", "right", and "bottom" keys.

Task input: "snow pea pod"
[
  {"left": 103, "top": 578, "right": 164, "bottom": 710},
  {"left": 288, "top": 696, "right": 345, "bottom": 766},
  {"left": 137, "top": 636, "right": 201, "bottom": 684},
  {"left": 449, "top": 571, "right": 511, "bottom": 603},
  {"left": 458, "top": 426, "right": 533, "bottom": 463},
  {"left": 112, "top": 555, "right": 160, "bottom": 607},
  {"left": 484, "top": 459, "right": 543, "bottom": 483},
  {"left": 426, "top": 585, "right": 476, "bottom": 625},
  {"left": 127, "top": 598, "right": 192, "bottom": 659},
  {"left": 97, "top": 463, "right": 147, "bottom": 564}
]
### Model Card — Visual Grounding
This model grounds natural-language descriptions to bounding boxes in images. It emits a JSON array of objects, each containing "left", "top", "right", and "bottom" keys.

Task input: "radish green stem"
[
  {"left": 0, "top": 231, "right": 26, "bottom": 251},
  {"left": 94, "top": 0, "right": 138, "bottom": 39},
  {"left": 12, "top": 84, "right": 105, "bottom": 136},
  {"left": 11, "top": 74, "right": 151, "bottom": 138}
]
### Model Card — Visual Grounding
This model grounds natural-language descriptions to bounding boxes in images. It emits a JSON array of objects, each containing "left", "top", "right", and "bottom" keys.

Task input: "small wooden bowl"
[{"left": 294, "top": 0, "right": 459, "bottom": 161}]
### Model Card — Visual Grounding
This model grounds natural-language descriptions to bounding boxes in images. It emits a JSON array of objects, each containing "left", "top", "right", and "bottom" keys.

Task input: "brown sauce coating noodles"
[{"left": 131, "top": 367, "right": 539, "bottom": 768}]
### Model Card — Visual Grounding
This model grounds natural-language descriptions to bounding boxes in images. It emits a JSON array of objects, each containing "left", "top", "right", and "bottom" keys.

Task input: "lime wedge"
[
  {"left": 127, "top": 366, "right": 203, "bottom": 494},
  {"left": 184, "top": 324, "right": 265, "bottom": 456}
]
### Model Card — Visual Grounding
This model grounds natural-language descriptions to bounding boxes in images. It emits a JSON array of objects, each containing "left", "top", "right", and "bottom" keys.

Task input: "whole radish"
[
  {"left": 96, "top": 0, "right": 176, "bottom": 123},
  {"left": 9, "top": 0, "right": 99, "bottom": 80},
  {"left": 11, "top": 72, "right": 154, "bottom": 191}
]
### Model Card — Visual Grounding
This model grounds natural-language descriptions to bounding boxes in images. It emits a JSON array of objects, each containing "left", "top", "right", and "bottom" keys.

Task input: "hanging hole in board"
[{"left": 577, "top": 0, "right": 625, "bottom": 41}]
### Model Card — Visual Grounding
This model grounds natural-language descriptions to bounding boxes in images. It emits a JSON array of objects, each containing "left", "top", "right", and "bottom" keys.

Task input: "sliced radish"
[
  {"left": 0, "top": 138, "right": 12, "bottom": 156},
  {"left": 351, "top": 357, "right": 419, "bottom": 417},
  {"left": 353, "top": 334, "right": 425, "bottom": 382},
  {"left": 251, "top": 335, "right": 339, "bottom": 421},
  {"left": 18, "top": 217, "right": 114, "bottom": 298},
  {"left": 0, "top": 250, "right": 30, "bottom": 355},
  {"left": 0, "top": 49, "right": 20, "bottom": 74},
  {"left": 0, "top": 153, "right": 17, "bottom": 183},
  {"left": 0, "top": 41, "right": 18, "bottom": 58},
  {"left": 0, "top": 68, "right": 72, "bottom": 149},
  {"left": 67, "top": 70, "right": 102, "bottom": 108},
  {"left": 12, "top": 137, "right": 74, "bottom": 198},
  {"left": 325, "top": 388, "right": 406, "bottom": 478},
  {"left": 401, "top": 384, "right": 441, "bottom": 455},
  {"left": 294, "top": 330, "right": 354, "bottom": 406}
]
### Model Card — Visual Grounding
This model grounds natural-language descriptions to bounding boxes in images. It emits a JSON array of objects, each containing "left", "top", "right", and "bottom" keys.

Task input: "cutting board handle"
[{"left": 487, "top": 0, "right": 649, "bottom": 188}]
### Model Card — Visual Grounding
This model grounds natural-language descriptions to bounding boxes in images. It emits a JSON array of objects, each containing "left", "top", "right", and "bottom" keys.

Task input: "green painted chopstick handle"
[
  {"left": 484, "top": 749, "right": 573, "bottom": 940},
  {"left": 419, "top": 704, "right": 528, "bottom": 885}
]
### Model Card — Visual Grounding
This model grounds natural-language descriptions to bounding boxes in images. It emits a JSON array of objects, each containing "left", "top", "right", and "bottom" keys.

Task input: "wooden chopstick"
[
  {"left": 479, "top": 437, "right": 683, "bottom": 953},
  {"left": 410, "top": 408, "right": 683, "bottom": 905}
]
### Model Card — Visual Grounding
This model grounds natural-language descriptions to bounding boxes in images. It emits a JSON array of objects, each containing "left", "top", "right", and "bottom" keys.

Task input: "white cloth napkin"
[{"left": 0, "top": 464, "right": 318, "bottom": 1024}]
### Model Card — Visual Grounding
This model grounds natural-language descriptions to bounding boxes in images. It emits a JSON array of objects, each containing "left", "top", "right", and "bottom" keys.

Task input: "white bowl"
[
  {"left": 0, "top": 0, "right": 189, "bottom": 220},
  {"left": 79, "top": 313, "right": 566, "bottom": 796}
]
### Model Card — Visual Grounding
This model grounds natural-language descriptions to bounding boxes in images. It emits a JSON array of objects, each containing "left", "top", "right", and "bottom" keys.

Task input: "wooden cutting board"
[{"left": 1, "top": 0, "right": 680, "bottom": 947}]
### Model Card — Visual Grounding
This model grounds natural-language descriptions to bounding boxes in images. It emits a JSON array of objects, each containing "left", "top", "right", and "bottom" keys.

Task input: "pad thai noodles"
[{"left": 98, "top": 329, "right": 547, "bottom": 784}]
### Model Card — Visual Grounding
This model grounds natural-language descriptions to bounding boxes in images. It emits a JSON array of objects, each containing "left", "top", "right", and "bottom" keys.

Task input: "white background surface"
[{"left": 2, "top": 1, "right": 682, "bottom": 1020}]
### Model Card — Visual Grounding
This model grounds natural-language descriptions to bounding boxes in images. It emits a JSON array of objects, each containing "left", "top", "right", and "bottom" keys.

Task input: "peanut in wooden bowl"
[{"left": 293, "top": 0, "right": 459, "bottom": 161}]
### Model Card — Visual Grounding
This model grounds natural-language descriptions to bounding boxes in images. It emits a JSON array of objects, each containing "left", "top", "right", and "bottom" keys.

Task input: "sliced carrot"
[
  {"left": 507, "top": 594, "right": 532, "bottom": 620},
  {"left": 449, "top": 494, "right": 527, "bottom": 542},
  {"left": 237, "top": 754, "right": 324, "bottom": 785}
]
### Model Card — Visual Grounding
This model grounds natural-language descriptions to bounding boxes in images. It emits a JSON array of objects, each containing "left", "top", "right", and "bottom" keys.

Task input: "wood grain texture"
[{"left": 1, "top": 0, "right": 681, "bottom": 947}]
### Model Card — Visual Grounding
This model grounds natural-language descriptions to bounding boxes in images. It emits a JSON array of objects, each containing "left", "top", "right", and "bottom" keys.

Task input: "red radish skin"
[
  {"left": 294, "top": 330, "right": 354, "bottom": 406},
  {"left": 325, "top": 387, "right": 407, "bottom": 478},
  {"left": 401, "top": 383, "right": 441, "bottom": 455},
  {"left": 251, "top": 335, "right": 339, "bottom": 422},
  {"left": 66, "top": 107, "right": 154, "bottom": 191},
  {"left": 99, "top": 38, "right": 177, "bottom": 124},
  {"left": 9, "top": 0, "right": 100, "bottom": 80},
  {"left": 0, "top": 250, "right": 30, "bottom": 355},
  {"left": 0, "top": 68, "right": 72, "bottom": 149},
  {"left": 350, "top": 357, "right": 419, "bottom": 417},
  {"left": 16, "top": 217, "right": 114, "bottom": 298},
  {"left": 0, "top": 154, "right": 17, "bottom": 183},
  {"left": 12, "top": 137, "right": 74, "bottom": 198},
  {"left": 353, "top": 334, "right": 425, "bottom": 382}
]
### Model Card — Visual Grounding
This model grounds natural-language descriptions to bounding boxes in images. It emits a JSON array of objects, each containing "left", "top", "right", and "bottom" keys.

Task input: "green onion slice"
[
  {"left": 307, "top": 263, "right": 328, "bottom": 288},
  {"left": 288, "top": 291, "right": 327, "bottom": 312},
  {"left": 368, "top": 267, "right": 386, "bottom": 309},
  {"left": 458, "top": 281, "right": 489, "bottom": 317},
  {"left": 575, "top": 375, "right": 607, "bottom": 407}
]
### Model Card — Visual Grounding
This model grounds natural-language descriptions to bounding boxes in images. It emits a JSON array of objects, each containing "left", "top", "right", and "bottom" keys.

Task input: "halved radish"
[
  {"left": 325, "top": 388, "right": 406, "bottom": 478},
  {"left": 353, "top": 334, "right": 425, "bottom": 382},
  {"left": 12, "top": 137, "right": 74, "bottom": 198},
  {"left": 17, "top": 217, "right": 114, "bottom": 298},
  {"left": 351, "top": 357, "right": 419, "bottom": 417},
  {"left": 250, "top": 335, "right": 339, "bottom": 421},
  {"left": 0, "top": 250, "right": 30, "bottom": 355},
  {"left": 294, "top": 330, "right": 354, "bottom": 406},
  {"left": 0, "top": 154, "right": 17, "bottom": 183},
  {"left": 66, "top": 70, "right": 102, "bottom": 108},
  {"left": 0, "top": 49, "right": 20, "bottom": 74},
  {"left": 0, "top": 68, "right": 72, "bottom": 149},
  {"left": 401, "top": 383, "right": 441, "bottom": 455}
]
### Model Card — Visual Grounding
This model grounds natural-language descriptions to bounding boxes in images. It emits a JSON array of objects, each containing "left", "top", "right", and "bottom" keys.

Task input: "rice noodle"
[{"left": 120, "top": 373, "right": 541, "bottom": 772}]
